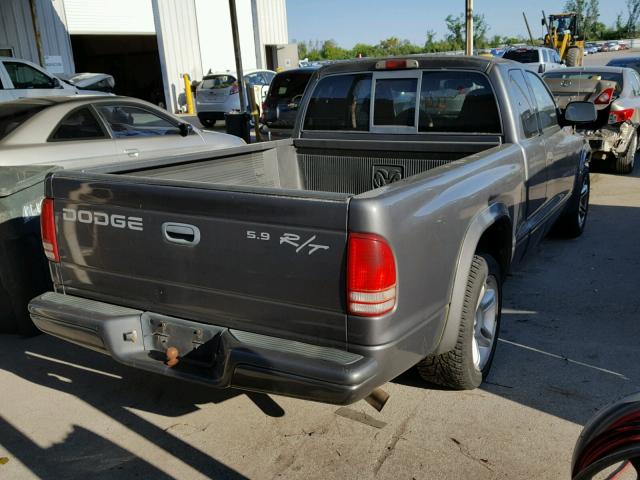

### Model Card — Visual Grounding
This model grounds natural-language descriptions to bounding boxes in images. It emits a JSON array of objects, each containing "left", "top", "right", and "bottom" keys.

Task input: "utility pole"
[
  {"left": 523, "top": 12, "right": 535, "bottom": 46},
  {"left": 465, "top": 0, "right": 474, "bottom": 55},
  {"left": 229, "top": 0, "right": 247, "bottom": 113}
]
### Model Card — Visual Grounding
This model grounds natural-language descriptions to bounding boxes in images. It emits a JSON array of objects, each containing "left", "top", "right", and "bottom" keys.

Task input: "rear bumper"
[
  {"left": 581, "top": 122, "right": 635, "bottom": 157},
  {"left": 28, "top": 292, "right": 383, "bottom": 405}
]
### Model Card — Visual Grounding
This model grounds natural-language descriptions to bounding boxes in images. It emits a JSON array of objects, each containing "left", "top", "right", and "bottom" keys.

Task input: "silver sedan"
[{"left": 0, "top": 96, "right": 244, "bottom": 167}]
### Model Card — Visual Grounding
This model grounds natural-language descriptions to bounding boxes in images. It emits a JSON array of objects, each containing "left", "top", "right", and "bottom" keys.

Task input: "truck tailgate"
[{"left": 48, "top": 173, "right": 349, "bottom": 347}]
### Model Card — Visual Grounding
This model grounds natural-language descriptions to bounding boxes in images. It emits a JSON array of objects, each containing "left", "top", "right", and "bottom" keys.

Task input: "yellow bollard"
[{"left": 183, "top": 73, "right": 195, "bottom": 115}]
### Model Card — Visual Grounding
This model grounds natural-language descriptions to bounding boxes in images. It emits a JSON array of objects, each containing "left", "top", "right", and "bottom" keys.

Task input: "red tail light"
[
  {"left": 609, "top": 108, "right": 635, "bottom": 124},
  {"left": 230, "top": 82, "right": 239, "bottom": 95},
  {"left": 347, "top": 233, "right": 397, "bottom": 316},
  {"left": 40, "top": 198, "right": 59, "bottom": 262},
  {"left": 594, "top": 87, "right": 614, "bottom": 105}
]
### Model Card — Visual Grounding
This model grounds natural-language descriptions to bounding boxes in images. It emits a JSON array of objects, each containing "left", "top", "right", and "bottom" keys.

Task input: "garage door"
[{"left": 64, "top": 0, "right": 155, "bottom": 35}]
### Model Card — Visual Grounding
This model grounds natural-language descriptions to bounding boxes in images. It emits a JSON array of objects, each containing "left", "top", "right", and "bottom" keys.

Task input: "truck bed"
[{"left": 121, "top": 137, "right": 500, "bottom": 196}]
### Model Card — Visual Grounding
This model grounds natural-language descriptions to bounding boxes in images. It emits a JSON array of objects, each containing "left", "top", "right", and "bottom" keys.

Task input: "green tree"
[
  {"left": 564, "top": 0, "right": 600, "bottom": 39},
  {"left": 626, "top": 0, "right": 640, "bottom": 34},
  {"left": 445, "top": 12, "right": 490, "bottom": 49}
]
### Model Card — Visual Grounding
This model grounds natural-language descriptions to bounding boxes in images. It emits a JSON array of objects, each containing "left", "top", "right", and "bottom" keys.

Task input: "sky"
[{"left": 286, "top": 0, "right": 630, "bottom": 49}]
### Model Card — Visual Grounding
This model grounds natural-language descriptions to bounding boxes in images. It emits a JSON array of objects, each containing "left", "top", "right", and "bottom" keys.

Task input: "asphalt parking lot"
[{"left": 1, "top": 51, "right": 639, "bottom": 480}]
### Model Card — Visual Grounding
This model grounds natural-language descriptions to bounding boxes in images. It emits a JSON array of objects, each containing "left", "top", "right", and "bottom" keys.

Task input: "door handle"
[
  {"left": 124, "top": 148, "right": 140, "bottom": 158},
  {"left": 162, "top": 222, "right": 200, "bottom": 246}
]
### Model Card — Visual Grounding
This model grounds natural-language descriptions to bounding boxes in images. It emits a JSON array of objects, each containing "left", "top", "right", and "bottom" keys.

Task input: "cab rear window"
[
  {"left": 303, "top": 70, "right": 501, "bottom": 134},
  {"left": 503, "top": 49, "right": 540, "bottom": 64}
]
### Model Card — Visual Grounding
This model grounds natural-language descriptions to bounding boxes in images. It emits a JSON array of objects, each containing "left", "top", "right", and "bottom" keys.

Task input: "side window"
[
  {"left": 542, "top": 50, "right": 549, "bottom": 63},
  {"left": 264, "top": 72, "right": 276, "bottom": 83},
  {"left": 96, "top": 105, "right": 180, "bottom": 138},
  {"left": 419, "top": 71, "right": 501, "bottom": 133},
  {"left": 373, "top": 78, "right": 417, "bottom": 126},
  {"left": 526, "top": 72, "right": 559, "bottom": 131},
  {"left": 554, "top": 52, "right": 562, "bottom": 64},
  {"left": 303, "top": 74, "right": 371, "bottom": 131},
  {"left": 50, "top": 108, "right": 106, "bottom": 141},
  {"left": 4, "top": 61, "right": 55, "bottom": 89},
  {"left": 509, "top": 70, "right": 539, "bottom": 138},
  {"left": 245, "top": 73, "right": 263, "bottom": 86}
]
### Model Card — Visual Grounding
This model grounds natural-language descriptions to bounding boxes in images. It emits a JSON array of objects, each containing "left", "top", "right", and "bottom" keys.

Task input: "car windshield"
[
  {"left": 0, "top": 103, "right": 47, "bottom": 141},
  {"left": 544, "top": 71, "right": 624, "bottom": 90},
  {"left": 503, "top": 49, "right": 540, "bottom": 63},
  {"left": 268, "top": 71, "right": 314, "bottom": 101},
  {"left": 201, "top": 75, "right": 236, "bottom": 89}
]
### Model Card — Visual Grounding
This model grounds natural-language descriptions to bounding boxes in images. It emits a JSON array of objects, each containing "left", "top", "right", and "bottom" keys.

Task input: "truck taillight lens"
[
  {"left": 347, "top": 233, "right": 396, "bottom": 316},
  {"left": 40, "top": 198, "right": 59, "bottom": 262},
  {"left": 595, "top": 87, "right": 614, "bottom": 105},
  {"left": 608, "top": 108, "right": 634, "bottom": 124}
]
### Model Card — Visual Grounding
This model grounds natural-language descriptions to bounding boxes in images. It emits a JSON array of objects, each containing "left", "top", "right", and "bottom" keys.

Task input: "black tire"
[
  {"left": 416, "top": 254, "right": 502, "bottom": 390},
  {"left": 198, "top": 116, "right": 216, "bottom": 128},
  {"left": 566, "top": 46, "right": 582, "bottom": 67},
  {"left": 555, "top": 168, "right": 590, "bottom": 238},
  {"left": 615, "top": 131, "right": 637, "bottom": 174}
]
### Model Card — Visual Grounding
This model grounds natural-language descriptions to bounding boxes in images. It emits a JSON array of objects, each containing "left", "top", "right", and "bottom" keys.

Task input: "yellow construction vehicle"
[{"left": 542, "top": 11, "right": 585, "bottom": 67}]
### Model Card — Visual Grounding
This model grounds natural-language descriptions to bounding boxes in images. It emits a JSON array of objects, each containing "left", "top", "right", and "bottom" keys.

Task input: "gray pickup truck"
[{"left": 29, "top": 56, "right": 596, "bottom": 405}]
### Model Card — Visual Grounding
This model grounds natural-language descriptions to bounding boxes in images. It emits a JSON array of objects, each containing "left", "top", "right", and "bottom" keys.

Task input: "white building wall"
[
  {"left": 36, "top": 0, "right": 75, "bottom": 73},
  {"left": 254, "top": 0, "right": 288, "bottom": 68},
  {"left": 195, "top": 0, "right": 257, "bottom": 75},
  {"left": 0, "top": 0, "right": 39, "bottom": 62},
  {"left": 152, "top": 0, "right": 203, "bottom": 113},
  {"left": 0, "top": 0, "right": 74, "bottom": 73}
]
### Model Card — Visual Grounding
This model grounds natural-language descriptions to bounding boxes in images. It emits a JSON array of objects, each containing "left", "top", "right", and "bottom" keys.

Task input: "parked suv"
[
  {"left": 502, "top": 47, "right": 564, "bottom": 74},
  {"left": 196, "top": 69, "right": 275, "bottom": 127},
  {"left": 0, "top": 57, "right": 109, "bottom": 102},
  {"left": 262, "top": 66, "right": 320, "bottom": 134}
]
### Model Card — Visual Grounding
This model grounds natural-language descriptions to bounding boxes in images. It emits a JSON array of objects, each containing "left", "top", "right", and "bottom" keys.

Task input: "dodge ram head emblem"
[{"left": 372, "top": 165, "right": 403, "bottom": 188}]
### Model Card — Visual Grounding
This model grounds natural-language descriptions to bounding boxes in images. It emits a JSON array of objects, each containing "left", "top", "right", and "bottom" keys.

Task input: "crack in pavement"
[
  {"left": 450, "top": 437, "right": 494, "bottom": 472},
  {"left": 373, "top": 410, "right": 415, "bottom": 476}
]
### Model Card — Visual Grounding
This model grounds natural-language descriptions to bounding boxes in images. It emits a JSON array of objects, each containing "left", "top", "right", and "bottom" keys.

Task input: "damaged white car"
[{"left": 543, "top": 66, "right": 640, "bottom": 174}]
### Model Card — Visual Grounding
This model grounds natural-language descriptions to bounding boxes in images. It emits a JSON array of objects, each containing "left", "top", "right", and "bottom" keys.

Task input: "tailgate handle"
[{"left": 162, "top": 222, "right": 200, "bottom": 246}]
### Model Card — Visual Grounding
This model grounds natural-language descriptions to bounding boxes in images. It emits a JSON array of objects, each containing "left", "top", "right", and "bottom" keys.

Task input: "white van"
[{"left": 0, "top": 57, "right": 109, "bottom": 103}]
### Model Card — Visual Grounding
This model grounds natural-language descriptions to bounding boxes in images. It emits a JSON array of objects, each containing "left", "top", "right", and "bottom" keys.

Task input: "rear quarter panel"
[{"left": 347, "top": 144, "right": 525, "bottom": 353}]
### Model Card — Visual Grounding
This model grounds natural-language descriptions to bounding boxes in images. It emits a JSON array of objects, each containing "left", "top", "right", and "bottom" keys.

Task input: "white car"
[
  {"left": 0, "top": 96, "right": 245, "bottom": 167},
  {"left": 0, "top": 57, "right": 109, "bottom": 103},
  {"left": 196, "top": 69, "right": 276, "bottom": 127}
]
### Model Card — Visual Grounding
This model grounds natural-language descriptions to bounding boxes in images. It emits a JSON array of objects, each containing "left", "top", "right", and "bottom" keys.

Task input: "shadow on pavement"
[
  {"left": 392, "top": 198, "right": 640, "bottom": 427},
  {"left": 0, "top": 333, "right": 288, "bottom": 479},
  {"left": 485, "top": 201, "right": 640, "bottom": 425}
]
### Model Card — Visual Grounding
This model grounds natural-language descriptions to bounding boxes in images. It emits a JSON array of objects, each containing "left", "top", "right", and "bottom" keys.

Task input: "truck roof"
[{"left": 316, "top": 55, "right": 510, "bottom": 77}]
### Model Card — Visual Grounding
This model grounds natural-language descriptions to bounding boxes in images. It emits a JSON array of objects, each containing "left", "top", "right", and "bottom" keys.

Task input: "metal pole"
[
  {"left": 28, "top": 0, "right": 45, "bottom": 66},
  {"left": 465, "top": 0, "right": 474, "bottom": 56},
  {"left": 523, "top": 12, "right": 535, "bottom": 46},
  {"left": 229, "top": 0, "right": 247, "bottom": 113}
]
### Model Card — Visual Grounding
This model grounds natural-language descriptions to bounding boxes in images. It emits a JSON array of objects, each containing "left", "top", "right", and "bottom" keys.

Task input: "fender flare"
[{"left": 434, "top": 203, "right": 512, "bottom": 355}]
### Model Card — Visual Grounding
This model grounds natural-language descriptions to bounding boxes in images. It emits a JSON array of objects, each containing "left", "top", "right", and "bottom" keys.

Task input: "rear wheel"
[
  {"left": 566, "top": 46, "right": 582, "bottom": 67},
  {"left": 615, "top": 131, "right": 637, "bottom": 174},
  {"left": 416, "top": 254, "right": 502, "bottom": 390},
  {"left": 555, "top": 168, "right": 590, "bottom": 238}
]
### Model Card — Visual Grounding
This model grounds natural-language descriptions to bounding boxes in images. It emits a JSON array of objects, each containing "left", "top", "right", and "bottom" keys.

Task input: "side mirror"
[
  {"left": 538, "top": 64, "right": 546, "bottom": 74},
  {"left": 564, "top": 101, "right": 597, "bottom": 124},
  {"left": 178, "top": 122, "right": 193, "bottom": 137},
  {"left": 52, "top": 77, "right": 61, "bottom": 88}
]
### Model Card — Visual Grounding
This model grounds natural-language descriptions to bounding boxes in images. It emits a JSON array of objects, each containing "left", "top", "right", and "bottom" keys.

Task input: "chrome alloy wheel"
[
  {"left": 578, "top": 174, "right": 590, "bottom": 229},
  {"left": 472, "top": 275, "right": 499, "bottom": 371}
]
